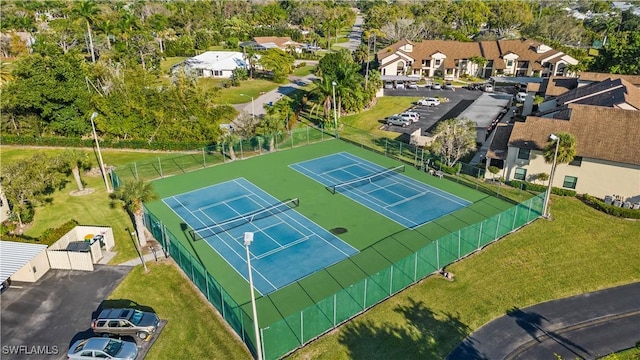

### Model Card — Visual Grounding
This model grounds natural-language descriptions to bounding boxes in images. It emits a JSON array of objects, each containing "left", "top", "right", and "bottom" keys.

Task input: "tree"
[
  {"left": 72, "top": 0, "right": 100, "bottom": 63},
  {"left": 487, "top": 0, "right": 534, "bottom": 38},
  {"left": 257, "top": 48, "right": 295, "bottom": 83},
  {"left": 0, "top": 61, "right": 14, "bottom": 87},
  {"left": 543, "top": 132, "right": 576, "bottom": 165},
  {"left": 114, "top": 179, "right": 157, "bottom": 247},
  {"left": 447, "top": 0, "right": 491, "bottom": 39},
  {"left": 589, "top": 31, "right": 640, "bottom": 74},
  {"left": 469, "top": 56, "right": 488, "bottom": 77},
  {"left": 0, "top": 153, "right": 66, "bottom": 227},
  {"left": 536, "top": 172, "right": 550, "bottom": 184},
  {"left": 255, "top": 112, "right": 286, "bottom": 151},
  {"left": 56, "top": 149, "right": 91, "bottom": 192},
  {"left": 309, "top": 76, "right": 335, "bottom": 125},
  {"left": 430, "top": 118, "right": 477, "bottom": 167}
]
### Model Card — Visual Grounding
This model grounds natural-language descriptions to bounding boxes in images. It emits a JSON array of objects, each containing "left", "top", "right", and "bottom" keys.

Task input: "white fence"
[{"left": 47, "top": 226, "right": 115, "bottom": 271}]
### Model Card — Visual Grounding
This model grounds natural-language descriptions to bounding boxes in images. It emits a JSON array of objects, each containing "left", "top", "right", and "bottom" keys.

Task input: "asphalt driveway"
[
  {"left": 447, "top": 282, "right": 640, "bottom": 360},
  {"left": 381, "top": 87, "right": 484, "bottom": 135},
  {"left": 1, "top": 266, "right": 131, "bottom": 360}
]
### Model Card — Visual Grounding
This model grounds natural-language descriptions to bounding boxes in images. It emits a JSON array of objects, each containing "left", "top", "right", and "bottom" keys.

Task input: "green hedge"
[
  {"left": 507, "top": 180, "right": 577, "bottom": 197},
  {"left": 434, "top": 160, "right": 462, "bottom": 175},
  {"left": 1, "top": 219, "right": 79, "bottom": 246},
  {"left": 0, "top": 135, "right": 208, "bottom": 151},
  {"left": 580, "top": 194, "right": 640, "bottom": 219}
]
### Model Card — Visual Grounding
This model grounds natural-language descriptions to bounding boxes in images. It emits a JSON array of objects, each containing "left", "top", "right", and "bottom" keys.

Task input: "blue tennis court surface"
[
  {"left": 162, "top": 178, "right": 358, "bottom": 295},
  {"left": 290, "top": 152, "right": 471, "bottom": 228}
]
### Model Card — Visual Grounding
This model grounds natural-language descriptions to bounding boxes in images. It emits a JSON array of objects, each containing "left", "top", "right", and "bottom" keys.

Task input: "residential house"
[
  {"left": 171, "top": 51, "right": 249, "bottom": 78},
  {"left": 241, "top": 36, "right": 303, "bottom": 53},
  {"left": 377, "top": 39, "right": 578, "bottom": 81},
  {"left": 492, "top": 104, "right": 640, "bottom": 201}
]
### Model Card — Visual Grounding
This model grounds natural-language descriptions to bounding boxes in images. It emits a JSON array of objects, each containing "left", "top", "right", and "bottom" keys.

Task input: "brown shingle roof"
[
  {"left": 486, "top": 123, "right": 514, "bottom": 160},
  {"left": 253, "top": 36, "right": 300, "bottom": 48},
  {"left": 509, "top": 104, "right": 640, "bottom": 165},
  {"left": 539, "top": 77, "right": 579, "bottom": 97},
  {"left": 578, "top": 72, "right": 640, "bottom": 86}
]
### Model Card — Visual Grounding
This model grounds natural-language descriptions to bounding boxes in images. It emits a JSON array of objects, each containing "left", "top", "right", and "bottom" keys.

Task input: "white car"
[
  {"left": 395, "top": 82, "right": 405, "bottom": 89},
  {"left": 399, "top": 112, "right": 419, "bottom": 123},
  {"left": 417, "top": 97, "right": 441, "bottom": 107},
  {"left": 384, "top": 82, "right": 394, "bottom": 89},
  {"left": 431, "top": 83, "right": 442, "bottom": 90},
  {"left": 407, "top": 82, "right": 419, "bottom": 89},
  {"left": 516, "top": 92, "right": 527, "bottom": 102},
  {"left": 484, "top": 83, "right": 494, "bottom": 92}
]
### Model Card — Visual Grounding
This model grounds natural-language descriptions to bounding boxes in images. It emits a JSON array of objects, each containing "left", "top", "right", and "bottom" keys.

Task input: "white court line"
[
  {"left": 255, "top": 235, "right": 311, "bottom": 260},
  {"left": 198, "top": 193, "right": 252, "bottom": 212},
  {"left": 234, "top": 178, "right": 357, "bottom": 258}
]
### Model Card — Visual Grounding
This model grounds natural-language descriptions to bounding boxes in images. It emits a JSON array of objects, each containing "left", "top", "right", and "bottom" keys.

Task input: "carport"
[{"left": 0, "top": 240, "right": 50, "bottom": 284}]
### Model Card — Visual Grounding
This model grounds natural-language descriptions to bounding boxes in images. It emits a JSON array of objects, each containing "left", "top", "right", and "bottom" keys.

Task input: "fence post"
[
  {"left": 158, "top": 157, "right": 163, "bottom": 178},
  {"left": 300, "top": 312, "right": 304, "bottom": 345},
  {"left": 333, "top": 294, "right": 337, "bottom": 326},
  {"left": 494, "top": 214, "right": 502, "bottom": 240},
  {"left": 436, "top": 239, "right": 440, "bottom": 269},
  {"left": 202, "top": 147, "right": 206, "bottom": 167},
  {"left": 240, "top": 139, "right": 243, "bottom": 159},
  {"left": 385, "top": 139, "right": 388, "bottom": 155},
  {"left": 477, "top": 222, "right": 483, "bottom": 250},
  {"left": 363, "top": 278, "right": 367, "bottom": 309},
  {"left": 458, "top": 230, "right": 461, "bottom": 258},
  {"left": 512, "top": 206, "right": 518, "bottom": 230},
  {"left": 414, "top": 253, "right": 418, "bottom": 281},
  {"left": 307, "top": 126, "right": 310, "bottom": 144}
]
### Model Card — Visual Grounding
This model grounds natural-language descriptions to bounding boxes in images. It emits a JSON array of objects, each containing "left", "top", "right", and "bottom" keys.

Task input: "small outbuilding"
[{"left": 0, "top": 240, "right": 50, "bottom": 283}]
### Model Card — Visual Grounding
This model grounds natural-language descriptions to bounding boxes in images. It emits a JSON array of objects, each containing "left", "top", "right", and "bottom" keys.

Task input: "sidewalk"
[{"left": 118, "top": 252, "right": 165, "bottom": 266}]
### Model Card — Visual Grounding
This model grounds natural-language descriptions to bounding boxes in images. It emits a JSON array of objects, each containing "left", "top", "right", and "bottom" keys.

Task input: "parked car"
[
  {"left": 386, "top": 115, "right": 411, "bottom": 127},
  {"left": 443, "top": 82, "right": 454, "bottom": 90},
  {"left": 431, "top": 83, "right": 442, "bottom": 90},
  {"left": 67, "top": 338, "right": 138, "bottom": 360},
  {"left": 395, "top": 82, "right": 405, "bottom": 89},
  {"left": 399, "top": 112, "right": 419, "bottom": 123},
  {"left": 418, "top": 97, "right": 441, "bottom": 107},
  {"left": 92, "top": 308, "right": 160, "bottom": 340},
  {"left": 384, "top": 81, "right": 394, "bottom": 89},
  {"left": 516, "top": 92, "right": 527, "bottom": 102},
  {"left": 483, "top": 83, "right": 494, "bottom": 92},
  {"left": 407, "top": 82, "right": 419, "bottom": 89}
]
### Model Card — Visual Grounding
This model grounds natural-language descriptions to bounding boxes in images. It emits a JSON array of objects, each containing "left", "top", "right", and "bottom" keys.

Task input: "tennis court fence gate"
[{"left": 141, "top": 192, "right": 545, "bottom": 360}]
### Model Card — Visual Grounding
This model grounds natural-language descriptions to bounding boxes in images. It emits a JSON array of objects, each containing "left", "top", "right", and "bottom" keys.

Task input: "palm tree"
[
  {"left": 114, "top": 179, "right": 157, "bottom": 247},
  {"left": 72, "top": 1, "right": 100, "bottom": 63},
  {"left": 97, "top": 19, "right": 116, "bottom": 50},
  {"left": 542, "top": 132, "right": 576, "bottom": 165},
  {"left": 56, "top": 150, "right": 91, "bottom": 192},
  {"left": 255, "top": 113, "right": 286, "bottom": 151},
  {"left": 310, "top": 76, "right": 335, "bottom": 126},
  {"left": 0, "top": 61, "right": 14, "bottom": 87}
]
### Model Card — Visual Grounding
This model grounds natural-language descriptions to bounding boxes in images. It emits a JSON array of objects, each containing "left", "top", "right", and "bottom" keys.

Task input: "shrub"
[
  {"left": 1, "top": 219, "right": 79, "bottom": 245},
  {"left": 507, "top": 180, "right": 576, "bottom": 196},
  {"left": 580, "top": 194, "right": 640, "bottom": 219}
]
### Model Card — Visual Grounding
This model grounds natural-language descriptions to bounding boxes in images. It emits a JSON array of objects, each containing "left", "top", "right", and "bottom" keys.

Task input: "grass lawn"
[
  {"left": 201, "top": 78, "right": 280, "bottom": 104},
  {"left": 108, "top": 261, "right": 251, "bottom": 360},
  {"left": 340, "top": 96, "right": 421, "bottom": 139},
  {"left": 286, "top": 196, "right": 640, "bottom": 359},
  {"left": 600, "top": 346, "right": 640, "bottom": 359},
  {"left": 292, "top": 65, "right": 316, "bottom": 77},
  {"left": 159, "top": 56, "right": 188, "bottom": 74}
]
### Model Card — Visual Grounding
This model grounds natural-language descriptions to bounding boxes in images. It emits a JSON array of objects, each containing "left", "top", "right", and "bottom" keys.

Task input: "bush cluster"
[
  {"left": 580, "top": 194, "right": 640, "bottom": 219},
  {"left": 507, "top": 180, "right": 577, "bottom": 197},
  {"left": 1, "top": 135, "right": 207, "bottom": 151},
  {"left": 1, "top": 219, "right": 79, "bottom": 246}
]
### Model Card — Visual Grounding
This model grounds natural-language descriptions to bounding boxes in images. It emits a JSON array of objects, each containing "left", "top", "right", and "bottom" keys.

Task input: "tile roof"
[
  {"left": 253, "top": 36, "right": 300, "bottom": 48},
  {"left": 578, "top": 72, "right": 640, "bottom": 86},
  {"left": 509, "top": 104, "right": 640, "bottom": 165}
]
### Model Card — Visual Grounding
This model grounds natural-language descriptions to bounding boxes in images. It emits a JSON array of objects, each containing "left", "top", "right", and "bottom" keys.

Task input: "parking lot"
[
  {"left": 0, "top": 266, "right": 132, "bottom": 360},
  {"left": 381, "top": 86, "right": 508, "bottom": 135}
]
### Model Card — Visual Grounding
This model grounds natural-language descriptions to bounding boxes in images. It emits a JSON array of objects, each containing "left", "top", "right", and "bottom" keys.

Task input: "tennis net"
[
  {"left": 328, "top": 165, "right": 405, "bottom": 194},
  {"left": 191, "top": 198, "right": 300, "bottom": 240}
]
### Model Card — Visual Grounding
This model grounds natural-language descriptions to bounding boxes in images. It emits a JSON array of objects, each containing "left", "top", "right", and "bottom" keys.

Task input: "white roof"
[
  {"left": 0, "top": 240, "right": 48, "bottom": 283},
  {"left": 183, "top": 51, "right": 247, "bottom": 71}
]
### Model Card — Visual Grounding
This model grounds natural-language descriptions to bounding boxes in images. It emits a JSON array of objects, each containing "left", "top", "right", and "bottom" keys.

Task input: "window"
[
  {"left": 423, "top": 59, "right": 431, "bottom": 67},
  {"left": 506, "top": 59, "right": 514, "bottom": 67},
  {"left": 569, "top": 156, "right": 582, "bottom": 166},
  {"left": 563, "top": 176, "right": 578, "bottom": 189},
  {"left": 517, "top": 148, "right": 530, "bottom": 160},
  {"left": 514, "top": 168, "right": 527, "bottom": 180},
  {"left": 213, "top": 70, "right": 223, "bottom": 77},
  {"left": 435, "top": 59, "right": 441, "bottom": 66}
]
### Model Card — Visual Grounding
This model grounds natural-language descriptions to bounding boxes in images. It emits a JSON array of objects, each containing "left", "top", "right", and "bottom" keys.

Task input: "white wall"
[{"left": 11, "top": 250, "right": 51, "bottom": 282}]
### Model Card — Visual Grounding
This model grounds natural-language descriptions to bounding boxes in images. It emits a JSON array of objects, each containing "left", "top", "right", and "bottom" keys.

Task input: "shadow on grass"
[{"left": 338, "top": 297, "right": 481, "bottom": 360}]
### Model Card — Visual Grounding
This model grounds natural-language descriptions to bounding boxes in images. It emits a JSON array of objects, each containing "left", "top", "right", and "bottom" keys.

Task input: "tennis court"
[
  {"left": 162, "top": 178, "right": 358, "bottom": 295},
  {"left": 290, "top": 152, "right": 471, "bottom": 228}
]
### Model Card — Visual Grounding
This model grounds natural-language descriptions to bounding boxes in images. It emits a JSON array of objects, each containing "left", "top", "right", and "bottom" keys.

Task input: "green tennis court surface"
[{"left": 140, "top": 140, "right": 541, "bottom": 359}]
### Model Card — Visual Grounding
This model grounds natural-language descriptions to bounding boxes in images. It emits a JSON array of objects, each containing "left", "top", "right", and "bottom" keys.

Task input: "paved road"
[
  {"left": 334, "top": 9, "right": 363, "bottom": 52},
  {"left": 447, "top": 282, "right": 640, "bottom": 360}
]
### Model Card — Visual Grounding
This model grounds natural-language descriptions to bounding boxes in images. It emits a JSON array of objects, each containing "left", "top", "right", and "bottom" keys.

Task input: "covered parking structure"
[{"left": 0, "top": 240, "right": 50, "bottom": 284}]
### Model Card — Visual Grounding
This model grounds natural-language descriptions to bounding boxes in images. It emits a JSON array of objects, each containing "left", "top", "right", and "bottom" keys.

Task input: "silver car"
[
  {"left": 386, "top": 115, "right": 411, "bottom": 127},
  {"left": 92, "top": 308, "right": 159, "bottom": 340},
  {"left": 68, "top": 338, "right": 138, "bottom": 360},
  {"left": 431, "top": 83, "right": 442, "bottom": 90}
]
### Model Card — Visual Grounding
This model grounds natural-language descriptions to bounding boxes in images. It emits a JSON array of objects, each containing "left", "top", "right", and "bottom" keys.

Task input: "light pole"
[
  {"left": 90, "top": 112, "right": 111, "bottom": 193},
  {"left": 244, "top": 232, "right": 262, "bottom": 360},
  {"left": 542, "top": 133, "right": 560, "bottom": 219},
  {"left": 331, "top": 81, "right": 338, "bottom": 139},
  {"left": 240, "top": 93, "right": 255, "bottom": 122}
]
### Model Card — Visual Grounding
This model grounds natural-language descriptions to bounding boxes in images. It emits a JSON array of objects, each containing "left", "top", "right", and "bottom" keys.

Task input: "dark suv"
[{"left": 92, "top": 308, "right": 160, "bottom": 340}]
